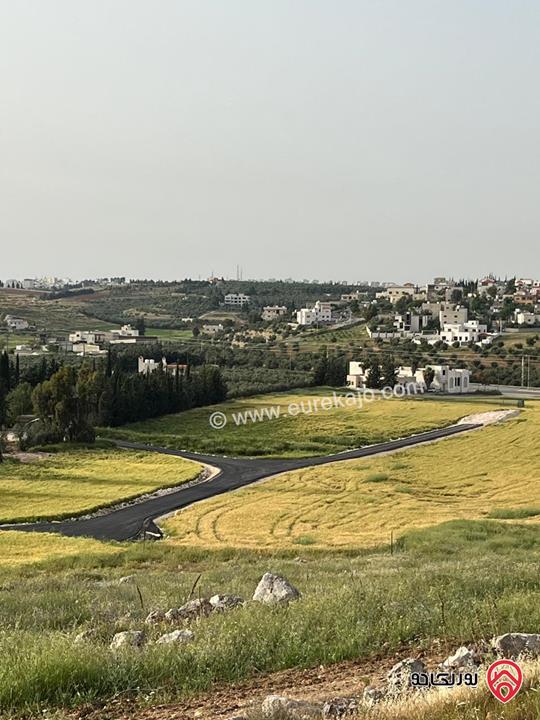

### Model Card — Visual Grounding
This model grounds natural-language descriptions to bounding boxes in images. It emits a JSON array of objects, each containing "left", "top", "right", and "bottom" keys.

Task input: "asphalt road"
[{"left": 1, "top": 423, "right": 479, "bottom": 542}]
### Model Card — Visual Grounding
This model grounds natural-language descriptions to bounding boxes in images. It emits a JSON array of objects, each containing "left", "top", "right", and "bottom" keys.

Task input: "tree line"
[{"left": 0, "top": 350, "right": 227, "bottom": 448}]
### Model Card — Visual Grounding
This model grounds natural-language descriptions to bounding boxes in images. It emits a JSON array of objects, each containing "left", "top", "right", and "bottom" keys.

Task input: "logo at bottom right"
[{"left": 486, "top": 659, "right": 523, "bottom": 703}]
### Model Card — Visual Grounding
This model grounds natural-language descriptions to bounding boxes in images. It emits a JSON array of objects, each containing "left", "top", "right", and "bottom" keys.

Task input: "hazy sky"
[{"left": 1, "top": 1, "right": 539, "bottom": 283}]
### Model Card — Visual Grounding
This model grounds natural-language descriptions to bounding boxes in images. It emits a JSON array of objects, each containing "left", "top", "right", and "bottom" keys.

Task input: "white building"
[
  {"left": 72, "top": 342, "right": 105, "bottom": 356},
  {"left": 224, "top": 293, "right": 250, "bottom": 307},
  {"left": 261, "top": 305, "right": 288, "bottom": 321},
  {"left": 138, "top": 356, "right": 188, "bottom": 376},
  {"left": 296, "top": 300, "right": 333, "bottom": 326},
  {"left": 69, "top": 330, "right": 106, "bottom": 344},
  {"left": 346, "top": 361, "right": 471, "bottom": 394},
  {"left": 202, "top": 323, "right": 224, "bottom": 335},
  {"left": 440, "top": 320, "right": 487, "bottom": 345},
  {"left": 4, "top": 315, "right": 29, "bottom": 330},
  {"left": 515, "top": 310, "right": 538, "bottom": 326}
]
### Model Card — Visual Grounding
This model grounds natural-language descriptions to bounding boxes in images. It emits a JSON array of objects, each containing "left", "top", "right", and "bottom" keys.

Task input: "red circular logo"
[{"left": 486, "top": 659, "right": 523, "bottom": 703}]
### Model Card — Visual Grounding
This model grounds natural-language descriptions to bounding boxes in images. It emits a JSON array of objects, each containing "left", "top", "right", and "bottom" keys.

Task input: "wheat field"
[
  {"left": 163, "top": 402, "right": 539, "bottom": 550},
  {"left": 0, "top": 449, "right": 201, "bottom": 523}
]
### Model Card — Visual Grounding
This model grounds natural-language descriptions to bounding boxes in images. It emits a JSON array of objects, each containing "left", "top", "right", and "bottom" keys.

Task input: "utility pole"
[
  {"left": 527, "top": 355, "right": 531, "bottom": 388},
  {"left": 521, "top": 354, "right": 525, "bottom": 388}
]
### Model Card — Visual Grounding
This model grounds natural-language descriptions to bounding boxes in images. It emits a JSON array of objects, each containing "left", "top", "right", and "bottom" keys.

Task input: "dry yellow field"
[
  {"left": 0, "top": 531, "right": 122, "bottom": 568},
  {"left": 163, "top": 402, "right": 540, "bottom": 550},
  {"left": 0, "top": 450, "right": 201, "bottom": 523}
]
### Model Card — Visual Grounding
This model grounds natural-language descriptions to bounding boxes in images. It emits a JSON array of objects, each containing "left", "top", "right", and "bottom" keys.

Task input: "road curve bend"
[{"left": 1, "top": 423, "right": 480, "bottom": 541}]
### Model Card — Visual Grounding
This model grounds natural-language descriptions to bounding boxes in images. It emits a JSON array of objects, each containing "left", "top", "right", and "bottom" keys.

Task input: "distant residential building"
[
  {"left": 4, "top": 315, "right": 29, "bottom": 330},
  {"left": 296, "top": 300, "right": 333, "bottom": 326},
  {"left": 394, "top": 311, "right": 427, "bottom": 334},
  {"left": 376, "top": 284, "right": 426, "bottom": 304},
  {"left": 515, "top": 310, "right": 538, "bottom": 326},
  {"left": 439, "top": 305, "right": 468, "bottom": 326},
  {"left": 346, "top": 361, "right": 470, "bottom": 394},
  {"left": 202, "top": 323, "right": 224, "bottom": 335},
  {"left": 138, "top": 356, "right": 188, "bottom": 376},
  {"left": 340, "top": 291, "right": 362, "bottom": 302},
  {"left": 224, "top": 293, "right": 250, "bottom": 307},
  {"left": 72, "top": 342, "right": 105, "bottom": 356},
  {"left": 440, "top": 320, "right": 487, "bottom": 345},
  {"left": 69, "top": 330, "right": 106, "bottom": 345},
  {"left": 261, "top": 305, "right": 288, "bottom": 321},
  {"left": 22, "top": 278, "right": 38, "bottom": 290}
]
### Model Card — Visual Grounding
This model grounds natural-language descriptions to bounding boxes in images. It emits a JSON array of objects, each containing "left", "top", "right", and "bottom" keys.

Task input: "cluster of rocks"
[
  {"left": 246, "top": 633, "right": 540, "bottom": 719},
  {"left": 100, "top": 573, "right": 301, "bottom": 652}
]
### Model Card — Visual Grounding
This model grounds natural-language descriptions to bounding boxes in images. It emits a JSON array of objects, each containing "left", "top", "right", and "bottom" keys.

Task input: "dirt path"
[{"left": 71, "top": 644, "right": 453, "bottom": 720}]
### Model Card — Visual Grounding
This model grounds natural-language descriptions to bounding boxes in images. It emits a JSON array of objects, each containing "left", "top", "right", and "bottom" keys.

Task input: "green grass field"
[
  {"left": 164, "top": 402, "right": 536, "bottom": 549},
  {"left": 101, "top": 389, "right": 499, "bottom": 457},
  {"left": 1, "top": 520, "right": 540, "bottom": 715},
  {"left": 0, "top": 449, "right": 201, "bottom": 523}
]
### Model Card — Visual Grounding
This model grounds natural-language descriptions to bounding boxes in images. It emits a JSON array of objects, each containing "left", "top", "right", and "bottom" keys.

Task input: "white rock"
[
  {"left": 109, "top": 630, "right": 145, "bottom": 650},
  {"left": 362, "top": 686, "right": 386, "bottom": 705},
  {"left": 322, "top": 696, "right": 360, "bottom": 717},
  {"left": 253, "top": 573, "right": 301, "bottom": 605},
  {"left": 492, "top": 633, "right": 540, "bottom": 658},
  {"left": 209, "top": 594, "right": 245, "bottom": 612},
  {"left": 387, "top": 658, "right": 427, "bottom": 691},
  {"left": 156, "top": 629, "right": 195, "bottom": 645},
  {"left": 442, "top": 646, "right": 476, "bottom": 669},
  {"left": 261, "top": 695, "right": 322, "bottom": 719},
  {"left": 118, "top": 575, "right": 136, "bottom": 584}
]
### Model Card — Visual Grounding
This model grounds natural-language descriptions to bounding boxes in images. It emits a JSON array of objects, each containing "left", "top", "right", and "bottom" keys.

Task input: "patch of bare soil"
[
  {"left": 9, "top": 451, "right": 51, "bottom": 463},
  {"left": 70, "top": 642, "right": 453, "bottom": 720}
]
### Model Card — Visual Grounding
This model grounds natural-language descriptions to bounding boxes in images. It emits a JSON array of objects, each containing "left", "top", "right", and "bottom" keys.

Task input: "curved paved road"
[{"left": 1, "top": 423, "right": 479, "bottom": 541}]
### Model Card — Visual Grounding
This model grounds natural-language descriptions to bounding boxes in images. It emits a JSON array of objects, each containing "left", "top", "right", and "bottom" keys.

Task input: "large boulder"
[
  {"left": 156, "top": 629, "right": 195, "bottom": 645},
  {"left": 109, "top": 630, "right": 145, "bottom": 650},
  {"left": 253, "top": 573, "right": 301, "bottom": 605},
  {"left": 492, "top": 633, "right": 540, "bottom": 658},
  {"left": 262, "top": 695, "right": 322, "bottom": 719},
  {"left": 209, "top": 594, "right": 245, "bottom": 612}
]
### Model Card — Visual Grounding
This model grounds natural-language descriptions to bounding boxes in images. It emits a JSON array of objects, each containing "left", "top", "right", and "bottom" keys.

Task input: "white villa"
[
  {"left": 346, "top": 361, "right": 471, "bottom": 394},
  {"left": 296, "top": 301, "right": 333, "bottom": 326}
]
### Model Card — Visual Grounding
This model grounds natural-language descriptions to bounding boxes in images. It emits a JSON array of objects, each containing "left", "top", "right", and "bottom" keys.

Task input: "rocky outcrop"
[
  {"left": 253, "top": 573, "right": 301, "bottom": 605},
  {"left": 492, "top": 633, "right": 540, "bottom": 658}
]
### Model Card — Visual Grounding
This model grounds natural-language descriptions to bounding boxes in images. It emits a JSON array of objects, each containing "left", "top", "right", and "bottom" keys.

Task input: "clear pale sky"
[{"left": 1, "top": 1, "right": 539, "bottom": 283}]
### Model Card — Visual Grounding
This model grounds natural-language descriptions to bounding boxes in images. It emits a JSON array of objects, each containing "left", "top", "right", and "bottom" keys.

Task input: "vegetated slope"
[
  {"left": 163, "top": 403, "right": 536, "bottom": 549},
  {"left": 101, "top": 391, "right": 498, "bottom": 457},
  {"left": 2, "top": 521, "right": 540, "bottom": 714},
  {"left": 0, "top": 449, "right": 201, "bottom": 523}
]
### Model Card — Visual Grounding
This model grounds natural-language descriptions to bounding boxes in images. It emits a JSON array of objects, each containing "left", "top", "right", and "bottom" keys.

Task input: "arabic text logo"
[{"left": 486, "top": 659, "right": 523, "bottom": 704}]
